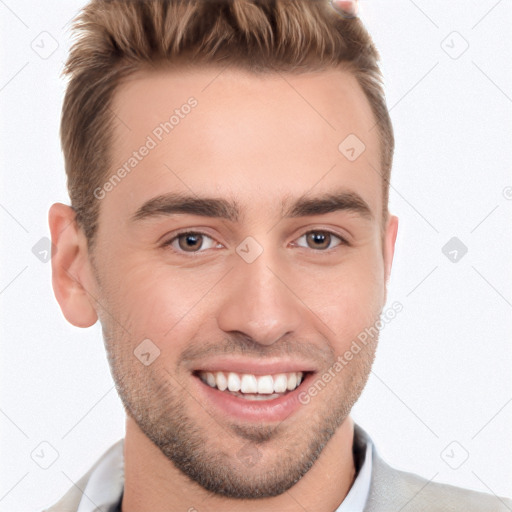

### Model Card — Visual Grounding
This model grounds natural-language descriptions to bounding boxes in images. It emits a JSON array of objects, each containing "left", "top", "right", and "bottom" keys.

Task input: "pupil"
[
  {"left": 308, "top": 232, "right": 329, "bottom": 249},
  {"left": 179, "top": 234, "right": 202, "bottom": 251}
]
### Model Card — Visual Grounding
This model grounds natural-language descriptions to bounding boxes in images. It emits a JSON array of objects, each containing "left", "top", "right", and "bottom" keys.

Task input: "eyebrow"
[
  {"left": 282, "top": 189, "right": 373, "bottom": 221},
  {"left": 131, "top": 194, "right": 240, "bottom": 223},
  {"left": 131, "top": 189, "right": 373, "bottom": 223}
]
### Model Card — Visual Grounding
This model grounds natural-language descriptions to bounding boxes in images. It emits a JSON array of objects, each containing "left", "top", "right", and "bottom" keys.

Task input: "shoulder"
[
  {"left": 353, "top": 424, "right": 512, "bottom": 512},
  {"left": 42, "top": 439, "right": 124, "bottom": 512},
  {"left": 367, "top": 446, "right": 511, "bottom": 511},
  {"left": 42, "top": 470, "right": 93, "bottom": 512}
]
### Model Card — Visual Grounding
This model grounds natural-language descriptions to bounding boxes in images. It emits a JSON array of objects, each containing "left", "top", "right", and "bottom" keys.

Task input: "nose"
[{"left": 216, "top": 251, "right": 303, "bottom": 347}]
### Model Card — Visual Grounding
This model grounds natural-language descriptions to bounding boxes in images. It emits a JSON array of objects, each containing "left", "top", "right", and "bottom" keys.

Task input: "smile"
[
  {"left": 197, "top": 370, "right": 304, "bottom": 400},
  {"left": 192, "top": 364, "right": 314, "bottom": 422}
]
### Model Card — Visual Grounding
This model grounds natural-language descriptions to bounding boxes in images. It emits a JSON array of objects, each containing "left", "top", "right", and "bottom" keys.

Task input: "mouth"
[
  {"left": 195, "top": 370, "right": 308, "bottom": 401},
  {"left": 191, "top": 364, "right": 315, "bottom": 422}
]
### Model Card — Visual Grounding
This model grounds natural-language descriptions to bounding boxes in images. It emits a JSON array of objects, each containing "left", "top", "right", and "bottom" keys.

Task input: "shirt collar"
[
  {"left": 335, "top": 430, "right": 373, "bottom": 511},
  {"left": 76, "top": 440, "right": 124, "bottom": 512},
  {"left": 77, "top": 425, "right": 372, "bottom": 512}
]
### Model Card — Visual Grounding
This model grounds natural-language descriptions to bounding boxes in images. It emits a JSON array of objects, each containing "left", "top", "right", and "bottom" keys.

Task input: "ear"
[
  {"left": 331, "top": 0, "right": 359, "bottom": 17},
  {"left": 383, "top": 213, "right": 399, "bottom": 284},
  {"left": 48, "top": 203, "right": 98, "bottom": 328}
]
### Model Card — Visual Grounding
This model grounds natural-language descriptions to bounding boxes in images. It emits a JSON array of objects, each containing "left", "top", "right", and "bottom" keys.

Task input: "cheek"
[
  {"left": 108, "top": 257, "right": 221, "bottom": 340},
  {"left": 294, "top": 250, "right": 385, "bottom": 344}
]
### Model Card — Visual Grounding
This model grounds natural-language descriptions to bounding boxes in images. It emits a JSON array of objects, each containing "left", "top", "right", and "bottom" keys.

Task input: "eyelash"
[{"left": 162, "top": 229, "right": 350, "bottom": 256}]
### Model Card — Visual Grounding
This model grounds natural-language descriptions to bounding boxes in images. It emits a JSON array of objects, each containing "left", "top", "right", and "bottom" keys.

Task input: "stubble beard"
[{"left": 102, "top": 324, "right": 378, "bottom": 499}]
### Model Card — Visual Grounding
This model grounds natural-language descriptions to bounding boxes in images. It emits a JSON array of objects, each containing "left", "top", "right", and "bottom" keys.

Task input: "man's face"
[{"left": 87, "top": 66, "right": 396, "bottom": 498}]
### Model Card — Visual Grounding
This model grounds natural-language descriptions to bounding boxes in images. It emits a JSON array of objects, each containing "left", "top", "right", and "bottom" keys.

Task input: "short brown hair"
[{"left": 61, "top": 0, "right": 394, "bottom": 248}]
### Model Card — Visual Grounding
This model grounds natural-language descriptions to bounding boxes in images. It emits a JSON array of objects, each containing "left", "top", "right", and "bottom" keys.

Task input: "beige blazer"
[{"left": 44, "top": 423, "right": 512, "bottom": 511}]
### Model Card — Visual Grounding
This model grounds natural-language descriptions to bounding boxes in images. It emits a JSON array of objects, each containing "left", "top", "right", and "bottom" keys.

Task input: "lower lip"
[{"left": 192, "top": 373, "right": 314, "bottom": 423}]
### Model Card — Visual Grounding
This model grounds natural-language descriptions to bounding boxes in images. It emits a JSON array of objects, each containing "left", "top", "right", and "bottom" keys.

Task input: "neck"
[{"left": 121, "top": 416, "right": 356, "bottom": 512}]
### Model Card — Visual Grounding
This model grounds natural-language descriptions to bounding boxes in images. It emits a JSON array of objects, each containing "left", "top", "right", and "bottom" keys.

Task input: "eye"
[
  {"left": 165, "top": 231, "right": 222, "bottom": 253},
  {"left": 293, "top": 230, "right": 348, "bottom": 251}
]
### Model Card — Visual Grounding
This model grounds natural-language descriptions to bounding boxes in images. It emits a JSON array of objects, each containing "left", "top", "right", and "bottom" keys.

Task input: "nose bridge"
[{"left": 216, "top": 244, "right": 302, "bottom": 346}]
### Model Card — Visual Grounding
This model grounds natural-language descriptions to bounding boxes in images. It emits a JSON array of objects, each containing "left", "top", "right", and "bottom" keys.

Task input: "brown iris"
[
  {"left": 177, "top": 233, "right": 204, "bottom": 252},
  {"left": 306, "top": 231, "right": 332, "bottom": 250}
]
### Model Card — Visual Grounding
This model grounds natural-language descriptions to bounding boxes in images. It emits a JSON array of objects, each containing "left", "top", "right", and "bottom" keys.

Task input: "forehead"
[{"left": 106, "top": 65, "right": 382, "bottom": 222}]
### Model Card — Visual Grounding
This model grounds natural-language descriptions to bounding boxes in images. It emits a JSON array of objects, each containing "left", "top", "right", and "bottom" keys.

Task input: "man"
[{"left": 45, "top": 0, "right": 511, "bottom": 510}]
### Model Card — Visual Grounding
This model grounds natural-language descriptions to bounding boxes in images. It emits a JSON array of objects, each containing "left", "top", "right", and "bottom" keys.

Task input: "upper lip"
[{"left": 191, "top": 357, "right": 317, "bottom": 376}]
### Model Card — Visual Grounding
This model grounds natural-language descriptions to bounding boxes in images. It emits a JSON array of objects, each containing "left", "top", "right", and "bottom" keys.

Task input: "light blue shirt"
[{"left": 76, "top": 435, "right": 372, "bottom": 512}]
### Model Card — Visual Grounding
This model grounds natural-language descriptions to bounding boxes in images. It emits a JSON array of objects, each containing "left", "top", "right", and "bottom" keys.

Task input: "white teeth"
[
  {"left": 287, "top": 372, "right": 297, "bottom": 391},
  {"left": 227, "top": 372, "right": 241, "bottom": 392},
  {"left": 257, "top": 375, "right": 274, "bottom": 394},
  {"left": 216, "top": 371, "right": 228, "bottom": 391},
  {"left": 199, "top": 370, "right": 305, "bottom": 395},
  {"left": 205, "top": 372, "right": 216, "bottom": 387},
  {"left": 240, "top": 374, "right": 258, "bottom": 393},
  {"left": 273, "top": 374, "right": 288, "bottom": 393},
  {"left": 238, "top": 392, "right": 280, "bottom": 401}
]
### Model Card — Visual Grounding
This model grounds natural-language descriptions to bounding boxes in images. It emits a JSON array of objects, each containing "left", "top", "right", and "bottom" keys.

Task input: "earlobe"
[
  {"left": 48, "top": 203, "right": 98, "bottom": 328},
  {"left": 384, "top": 214, "right": 399, "bottom": 283}
]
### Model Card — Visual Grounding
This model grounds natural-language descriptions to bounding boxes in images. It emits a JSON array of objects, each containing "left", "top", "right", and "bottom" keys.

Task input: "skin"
[
  {"left": 49, "top": 65, "right": 398, "bottom": 512},
  {"left": 331, "top": 0, "right": 359, "bottom": 17}
]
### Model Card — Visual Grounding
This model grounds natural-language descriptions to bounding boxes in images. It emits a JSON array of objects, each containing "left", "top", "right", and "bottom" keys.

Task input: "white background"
[{"left": 1, "top": 1, "right": 511, "bottom": 510}]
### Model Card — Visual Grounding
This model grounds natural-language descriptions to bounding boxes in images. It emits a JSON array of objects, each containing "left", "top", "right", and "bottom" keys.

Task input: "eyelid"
[
  {"left": 162, "top": 229, "right": 222, "bottom": 255},
  {"left": 313, "top": 228, "right": 349, "bottom": 244},
  {"left": 292, "top": 230, "right": 350, "bottom": 251},
  {"left": 162, "top": 227, "right": 351, "bottom": 255}
]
